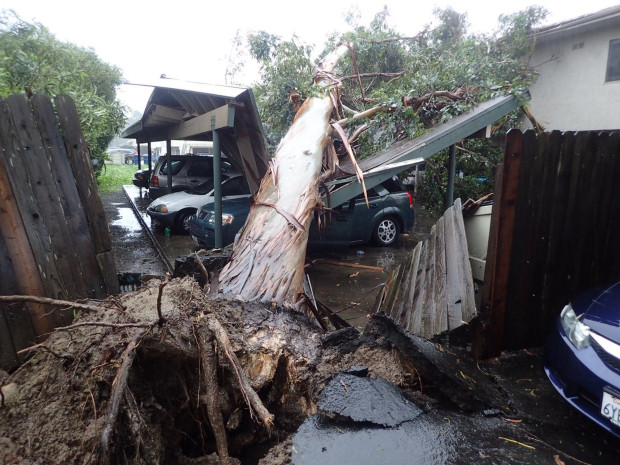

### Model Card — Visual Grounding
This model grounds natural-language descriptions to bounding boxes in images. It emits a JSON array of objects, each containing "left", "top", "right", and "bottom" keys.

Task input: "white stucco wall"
[{"left": 527, "top": 21, "right": 620, "bottom": 131}]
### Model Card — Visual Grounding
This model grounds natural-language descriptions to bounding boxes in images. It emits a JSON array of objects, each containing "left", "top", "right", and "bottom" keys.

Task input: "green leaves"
[
  {"left": 0, "top": 10, "right": 126, "bottom": 176},
  {"left": 234, "top": 6, "right": 547, "bottom": 209}
]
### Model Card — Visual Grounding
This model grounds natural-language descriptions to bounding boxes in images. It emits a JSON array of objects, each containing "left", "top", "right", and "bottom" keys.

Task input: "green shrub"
[{"left": 97, "top": 164, "right": 135, "bottom": 194}]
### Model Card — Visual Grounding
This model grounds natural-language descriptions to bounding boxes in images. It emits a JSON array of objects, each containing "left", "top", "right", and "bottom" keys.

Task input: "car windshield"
[{"left": 189, "top": 179, "right": 215, "bottom": 195}]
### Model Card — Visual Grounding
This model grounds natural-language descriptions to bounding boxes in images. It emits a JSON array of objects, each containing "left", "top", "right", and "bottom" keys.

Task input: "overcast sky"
[{"left": 3, "top": 0, "right": 619, "bottom": 112}]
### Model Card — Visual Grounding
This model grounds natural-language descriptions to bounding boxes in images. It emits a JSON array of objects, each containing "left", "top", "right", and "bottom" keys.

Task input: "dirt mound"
[{"left": 0, "top": 277, "right": 415, "bottom": 464}]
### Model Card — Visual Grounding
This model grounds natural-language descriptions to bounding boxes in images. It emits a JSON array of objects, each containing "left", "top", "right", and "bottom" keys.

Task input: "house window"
[{"left": 606, "top": 38, "right": 620, "bottom": 82}]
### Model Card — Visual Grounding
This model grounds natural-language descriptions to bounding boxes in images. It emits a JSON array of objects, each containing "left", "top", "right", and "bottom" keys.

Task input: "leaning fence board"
[
  {"left": 0, "top": 93, "right": 119, "bottom": 368},
  {"left": 445, "top": 206, "right": 463, "bottom": 330},
  {"left": 379, "top": 200, "right": 476, "bottom": 339},
  {"left": 54, "top": 95, "right": 113, "bottom": 255},
  {"left": 452, "top": 198, "right": 476, "bottom": 321},
  {"left": 54, "top": 94, "right": 119, "bottom": 295},
  {"left": 7, "top": 94, "right": 88, "bottom": 300},
  {"left": 30, "top": 94, "right": 108, "bottom": 298}
]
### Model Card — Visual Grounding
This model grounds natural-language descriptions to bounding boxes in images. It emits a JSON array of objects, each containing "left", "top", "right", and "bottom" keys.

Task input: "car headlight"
[
  {"left": 207, "top": 213, "right": 234, "bottom": 225},
  {"left": 152, "top": 204, "right": 168, "bottom": 213},
  {"left": 560, "top": 304, "right": 591, "bottom": 349}
]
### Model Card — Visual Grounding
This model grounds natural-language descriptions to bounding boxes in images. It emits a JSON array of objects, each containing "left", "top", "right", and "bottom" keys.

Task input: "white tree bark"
[{"left": 217, "top": 45, "right": 350, "bottom": 305}]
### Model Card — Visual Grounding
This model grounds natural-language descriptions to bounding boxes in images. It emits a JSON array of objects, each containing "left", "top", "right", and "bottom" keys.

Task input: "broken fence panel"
[{"left": 378, "top": 199, "right": 476, "bottom": 339}]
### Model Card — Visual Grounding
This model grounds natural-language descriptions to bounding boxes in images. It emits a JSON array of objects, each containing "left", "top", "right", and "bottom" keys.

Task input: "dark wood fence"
[
  {"left": 475, "top": 129, "right": 620, "bottom": 357},
  {"left": 0, "top": 93, "right": 119, "bottom": 369}
]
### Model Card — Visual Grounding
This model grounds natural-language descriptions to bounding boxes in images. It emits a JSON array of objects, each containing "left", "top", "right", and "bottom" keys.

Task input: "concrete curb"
[{"left": 121, "top": 185, "right": 174, "bottom": 274}]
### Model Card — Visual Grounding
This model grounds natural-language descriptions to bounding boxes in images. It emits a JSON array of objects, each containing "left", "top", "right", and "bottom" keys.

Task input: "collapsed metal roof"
[
  {"left": 327, "top": 94, "right": 521, "bottom": 207},
  {"left": 121, "top": 79, "right": 269, "bottom": 193}
]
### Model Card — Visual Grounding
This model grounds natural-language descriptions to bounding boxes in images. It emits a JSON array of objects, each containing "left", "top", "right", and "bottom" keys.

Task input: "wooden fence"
[
  {"left": 378, "top": 199, "right": 477, "bottom": 339},
  {"left": 0, "top": 93, "right": 119, "bottom": 369},
  {"left": 475, "top": 129, "right": 620, "bottom": 357}
]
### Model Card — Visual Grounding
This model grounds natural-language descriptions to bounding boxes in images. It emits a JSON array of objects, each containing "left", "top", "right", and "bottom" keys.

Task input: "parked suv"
[{"left": 148, "top": 155, "right": 234, "bottom": 199}]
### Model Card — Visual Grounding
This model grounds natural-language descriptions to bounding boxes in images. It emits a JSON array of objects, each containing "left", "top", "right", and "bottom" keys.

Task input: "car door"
[
  {"left": 308, "top": 200, "right": 355, "bottom": 248},
  {"left": 349, "top": 186, "right": 385, "bottom": 243}
]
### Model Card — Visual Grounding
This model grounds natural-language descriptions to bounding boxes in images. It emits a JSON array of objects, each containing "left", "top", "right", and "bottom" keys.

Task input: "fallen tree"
[{"left": 217, "top": 44, "right": 353, "bottom": 305}]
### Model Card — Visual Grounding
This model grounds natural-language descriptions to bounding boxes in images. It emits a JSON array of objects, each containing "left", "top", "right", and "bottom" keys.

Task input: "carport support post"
[
  {"left": 166, "top": 139, "right": 172, "bottom": 195},
  {"left": 147, "top": 142, "right": 152, "bottom": 172},
  {"left": 212, "top": 116, "right": 223, "bottom": 248},
  {"left": 446, "top": 144, "right": 456, "bottom": 210}
]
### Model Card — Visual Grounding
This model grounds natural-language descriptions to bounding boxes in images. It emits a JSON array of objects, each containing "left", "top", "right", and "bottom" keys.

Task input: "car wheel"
[
  {"left": 373, "top": 216, "right": 399, "bottom": 246},
  {"left": 175, "top": 210, "right": 196, "bottom": 234}
]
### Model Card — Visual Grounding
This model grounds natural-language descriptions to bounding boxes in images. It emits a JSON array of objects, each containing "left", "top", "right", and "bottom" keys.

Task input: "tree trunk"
[{"left": 217, "top": 45, "right": 350, "bottom": 305}]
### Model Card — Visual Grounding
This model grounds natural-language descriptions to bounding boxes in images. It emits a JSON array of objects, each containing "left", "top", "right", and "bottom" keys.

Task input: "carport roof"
[
  {"left": 121, "top": 79, "right": 269, "bottom": 192},
  {"left": 327, "top": 93, "right": 521, "bottom": 207}
]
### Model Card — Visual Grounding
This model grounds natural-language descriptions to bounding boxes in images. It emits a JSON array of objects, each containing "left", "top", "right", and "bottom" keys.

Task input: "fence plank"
[
  {"left": 476, "top": 130, "right": 522, "bottom": 357},
  {"left": 445, "top": 205, "right": 462, "bottom": 329},
  {"left": 433, "top": 216, "right": 447, "bottom": 334},
  {"left": 0, "top": 97, "right": 57, "bottom": 338},
  {"left": 452, "top": 198, "right": 476, "bottom": 321},
  {"left": 30, "top": 94, "right": 107, "bottom": 299},
  {"left": 54, "top": 94, "right": 119, "bottom": 295},
  {"left": 543, "top": 132, "right": 576, "bottom": 320},
  {"left": 0, "top": 232, "right": 21, "bottom": 369},
  {"left": 7, "top": 94, "right": 88, "bottom": 302}
]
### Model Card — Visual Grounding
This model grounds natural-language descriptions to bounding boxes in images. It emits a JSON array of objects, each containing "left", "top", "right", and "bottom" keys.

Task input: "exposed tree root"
[
  {"left": 1, "top": 277, "right": 486, "bottom": 465},
  {"left": 205, "top": 315, "right": 275, "bottom": 430},
  {"left": 197, "top": 325, "right": 231, "bottom": 465},
  {"left": 99, "top": 336, "right": 142, "bottom": 465}
]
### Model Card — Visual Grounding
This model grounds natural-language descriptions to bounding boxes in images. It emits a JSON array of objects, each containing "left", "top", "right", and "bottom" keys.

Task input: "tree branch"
[
  {"left": 0, "top": 295, "right": 111, "bottom": 313},
  {"left": 339, "top": 71, "right": 405, "bottom": 82}
]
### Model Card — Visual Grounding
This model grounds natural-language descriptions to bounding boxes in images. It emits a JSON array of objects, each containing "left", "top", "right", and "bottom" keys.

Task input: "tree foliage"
[
  {"left": 0, "top": 11, "right": 126, "bottom": 175},
  {"left": 234, "top": 6, "right": 548, "bottom": 211}
]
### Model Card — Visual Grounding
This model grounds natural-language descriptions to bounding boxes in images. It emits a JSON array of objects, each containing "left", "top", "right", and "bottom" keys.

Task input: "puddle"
[
  {"left": 292, "top": 414, "right": 460, "bottom": 465},
  {"left": 111, "top": 207, "right": 143, "bottom": 233}
]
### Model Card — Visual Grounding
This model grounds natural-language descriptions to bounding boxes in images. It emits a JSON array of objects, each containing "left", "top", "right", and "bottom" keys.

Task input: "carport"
[{"left": 121, "top": 79, "right": 270, "bottom": 246}]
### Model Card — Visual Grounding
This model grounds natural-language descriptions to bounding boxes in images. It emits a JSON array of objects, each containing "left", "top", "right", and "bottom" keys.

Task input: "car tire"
[
  {"left": 373, "top": 216, "right": 400, "bottom": 246},
  {"left": 175, "top": 209, "right": 196, "bottom": 234}
]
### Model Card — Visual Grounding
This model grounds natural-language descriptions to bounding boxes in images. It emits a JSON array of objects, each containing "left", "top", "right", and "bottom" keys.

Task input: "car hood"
[
  {"left": 149, "top": 190, "right": 213, "bottom": 212},
  {"left": 578, "top": 281, "right": 620, "bottom": 342},
  {"left": 199, "top": 196, "right": 252, "bottom": 214}
]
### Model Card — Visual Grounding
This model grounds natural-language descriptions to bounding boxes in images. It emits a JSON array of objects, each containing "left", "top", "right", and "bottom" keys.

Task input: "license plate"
[{"left": 601, "top": 390, "right": 620, "bottom": 426}]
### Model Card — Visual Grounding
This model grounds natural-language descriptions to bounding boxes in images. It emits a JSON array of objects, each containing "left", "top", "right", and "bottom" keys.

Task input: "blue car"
[
  {"left": 189, "top": 196, "right": 252, "bottom": 248},
  {"left": 544, "top": 281, "right": 620, "bottom": 439}
]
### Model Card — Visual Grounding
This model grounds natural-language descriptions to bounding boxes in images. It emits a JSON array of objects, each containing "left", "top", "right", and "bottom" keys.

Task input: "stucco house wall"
[{"left": 525, "top": 7, "right": 620, "bottom": 131}]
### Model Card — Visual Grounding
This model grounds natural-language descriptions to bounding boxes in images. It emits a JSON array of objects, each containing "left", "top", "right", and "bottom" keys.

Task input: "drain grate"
[{"left": 117, "top": 273, "right": 142, "bottom": 292}]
